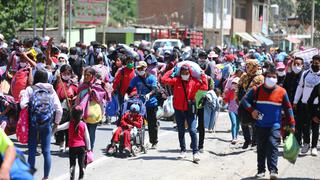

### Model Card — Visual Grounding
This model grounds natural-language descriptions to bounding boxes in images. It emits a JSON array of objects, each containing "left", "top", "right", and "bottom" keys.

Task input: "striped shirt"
[{"left": 241, "top": 85, "right": 295, "bottom": 128}]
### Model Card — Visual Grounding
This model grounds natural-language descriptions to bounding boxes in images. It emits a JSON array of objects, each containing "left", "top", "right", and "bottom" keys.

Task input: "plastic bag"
[
  {"left": 156, "top": 106, "right": 164, "bottom": 119},
  {"left": 283, "top": 133, "right": 300, "bottom": 164},
  {"left": 162, "top": 96, "right": 174, "bottom": 118},
  {"left": 85, "top": 150, "right": 94, "bottom": 165}
]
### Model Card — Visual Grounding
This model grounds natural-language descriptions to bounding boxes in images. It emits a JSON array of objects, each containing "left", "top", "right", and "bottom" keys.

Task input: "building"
[
  {"left": 232, "top": 0, "right": 272, "bottom": 48},
  {"left": 138, "top": 0, "right": 232, "bottom": 48}
]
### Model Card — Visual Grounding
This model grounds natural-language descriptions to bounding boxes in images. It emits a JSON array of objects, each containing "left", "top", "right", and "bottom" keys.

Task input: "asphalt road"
[{"left": 10, "top": 112, "right": 320, "bottom": 180}]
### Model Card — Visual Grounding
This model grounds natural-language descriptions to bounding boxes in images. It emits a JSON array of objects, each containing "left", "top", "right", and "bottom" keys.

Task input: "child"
[
  {"left": 57, "top": 106, "right": 91, "bottom": 180},
  {"left": 107, "top": 104, "right": 143, "bottom": 155},
  {"left": 223, "top": 77, "right": 240, "bottom": 144}
]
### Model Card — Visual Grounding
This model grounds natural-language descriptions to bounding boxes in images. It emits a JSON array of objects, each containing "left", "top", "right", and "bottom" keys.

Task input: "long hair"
[{"left": 71, "top": 105, "right": 83, "bottom": 134}]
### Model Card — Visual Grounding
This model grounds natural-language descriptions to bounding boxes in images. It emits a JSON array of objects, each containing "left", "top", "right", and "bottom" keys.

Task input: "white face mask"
[
  {"left": 61, "top": 75, "right": 71, "bottom": 81},
  {"left": 292, "top": 66, "right": 302, "bottom": 74},
  {"left": 277, "top": 70, "right": 286, "bottom": 77},
  {"left": 256, "top": 70, "right": 263, "bottom": 75},
  {"left": 137, "top": 70, "right": 146, "bottom": 76},
  {"left": 181, "top": 74, "right": 190, "bottom": 81},
  {"left": 265, "top": 77, "right": 278, "bottom": 87},
  {"left": 20, "top": 62, "right": 27, "bottom": 68}
]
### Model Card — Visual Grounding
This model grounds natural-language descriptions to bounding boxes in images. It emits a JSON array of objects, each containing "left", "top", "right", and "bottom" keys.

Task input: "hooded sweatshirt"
[{"left": 20, "top": 83, "right": 63, "bottom": 124}]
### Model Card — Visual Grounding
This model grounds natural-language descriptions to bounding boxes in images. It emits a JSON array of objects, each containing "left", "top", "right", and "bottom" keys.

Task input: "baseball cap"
[
  {"left": 136, "top": 61, "right": 147, "bottom": 69},
  {"left": 276, "top": 62, "right": 285, "bottom": 70},
  {"left": 130, "top": 104, "right": 140, "bottom": 113}
]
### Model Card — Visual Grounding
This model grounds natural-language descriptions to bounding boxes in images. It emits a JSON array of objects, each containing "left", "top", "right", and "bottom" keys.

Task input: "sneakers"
[
  {"left": 255, "top": 172, "right": 265, "bottom": 179},
  {"left": 311, "top": 147, "right": 318, "bottom": 156},
  {"left": 177, "top": 151, "right": 187, "bottom": 159},
  {"left": 300, "top": 143, "right": 310, "bottom": 155},
  {"left": 231, "top": 139, "right": 237, "bottom": 145},
  {"left": 193, "top": 153, "right": 200, "bottom": 162},
  {"left": 123, "top": 147, "right": 131, "bottom": 156},
  {"left": 270, "top": 172, "right": 278, "bottom": 180},
  {"left": 199, "top": 148, "right": 204, "bottom": 153},
  {"left": 107, "top": 146, "right": 115, "bottom": 154}
]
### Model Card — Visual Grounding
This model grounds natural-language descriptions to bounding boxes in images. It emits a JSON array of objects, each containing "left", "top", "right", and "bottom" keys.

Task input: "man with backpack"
[
  {"left": 20, "top": 69, "right": 62, "bottom": 180},
  {"left": 241, "top": 67, "right": 295, "bottom": 179},
  {"left": 293, "top": 55, "right": 320, "bottom": 156}
]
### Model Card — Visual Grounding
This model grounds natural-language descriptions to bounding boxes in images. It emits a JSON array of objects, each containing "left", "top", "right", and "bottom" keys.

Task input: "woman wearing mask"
[
  {"left": 224, "top": 77, "right": 240, "bottom": 144},
  {"left": 161, "top": 65, "right": 208, "bottom": 162},
  {"left": 76, "top": 68, "right": 106, "bottom": 150},
  {"left": 54, "top": 64, "right": 78, "bottom": 152},
  {"left": 275, "top": 62, "right": 286, "bottom": 87}
]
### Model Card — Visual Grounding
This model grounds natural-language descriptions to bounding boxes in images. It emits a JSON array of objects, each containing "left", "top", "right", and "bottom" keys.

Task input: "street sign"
[{"left": 68, "top": 0, "right": 109, "bottom": 25}]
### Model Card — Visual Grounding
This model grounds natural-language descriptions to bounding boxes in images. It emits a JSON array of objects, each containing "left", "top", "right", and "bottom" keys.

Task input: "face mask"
[
  {"left": 147, "top": 59, "right": 152, "bottom": 64},
  {"left": 231, "top": 84, "right": 238, "bottom": 90},
  {"left": 137, "top": 70, "right": 145, "bottom": 76},
  {"left": 181, "top": 74, "right": 190, "bottom": 81},
  {"left": 126, "top": 62, "right": 134, "bottom": 69},
  {"left": 70, "top": 55, "right": 78, "bottom": 60},
  {"left": 61, "top": 75, "right": 71, "bottom": 81},
  {"left": 265, "top": 77, "right": 277, "bottom": 87},
  {"left": 19, "top": 47, "right": 25, "bottom": 52},
  {"left": 292, "top": 66, "right": 302, "bottom": 74},
  {"left": 277, "top": 71, "right": 286, "bottom": 77},
  {"left": 20, "top": 62, "right": 27, "bottom": 68},
  {"left": 311, "top": 64, "right": 320, "bottom": 72},
  {"left": 256, "top": 70, "right": 263, "bottom": 75},
  {"left": 36, "top": 63, "right": 45, "bottom": 70}
]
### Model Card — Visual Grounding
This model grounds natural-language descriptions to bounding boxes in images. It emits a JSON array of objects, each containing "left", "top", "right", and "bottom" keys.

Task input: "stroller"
[{"left": 106, "top": 96, "right": 147, "bottom": 157}]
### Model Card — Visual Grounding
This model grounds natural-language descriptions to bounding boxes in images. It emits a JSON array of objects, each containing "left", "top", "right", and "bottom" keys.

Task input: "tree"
[
  {"left": 108, "top": 0, "right": 137, "bottom": 26},
  {"left": 296, "top": 0, "right": 320, "bottom": 29},
  {"left": 0, "top": 0, "right": 58, "bottom": 40}
]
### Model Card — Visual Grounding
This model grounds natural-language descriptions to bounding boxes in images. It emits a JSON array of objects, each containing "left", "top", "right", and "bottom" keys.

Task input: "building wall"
[{"left": 138, "top": 0, "right": 203, "bottom": 28}]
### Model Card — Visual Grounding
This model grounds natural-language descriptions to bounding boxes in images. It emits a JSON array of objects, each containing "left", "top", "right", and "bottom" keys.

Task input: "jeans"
[
  {"left": 204, "top": 104, "right": 218, "bottom": 130},
  {"left": 242, "top": 123, "right": 256, "bottom": 144},
  {"left": 256, "top": 126, "right": 280, "bottom": 173},
  {"left": 86, "top": 123, "right": 98, "bottom": 150},
  {"left": 174, "top": 109, "right": 198, "bottom": 154},
  {"left": 28, "top": 124, "right": 52, "bottom": 178},
  {"left": 69, "top": 146, "right": 86, "bottom": 180},
  {"left": 197, "top": 108, "right": 205, "bottom": 149},
  {"left": 229, "top": 112, "right": 240, "bottom": 140},
  {"left": 146, "top": 106, "right": 158, "bottom": 145}
]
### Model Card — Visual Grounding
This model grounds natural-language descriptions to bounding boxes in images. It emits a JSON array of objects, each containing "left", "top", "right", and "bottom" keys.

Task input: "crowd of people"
[{"left": 0, "top": 32, "right": 319, "bottom": 180}]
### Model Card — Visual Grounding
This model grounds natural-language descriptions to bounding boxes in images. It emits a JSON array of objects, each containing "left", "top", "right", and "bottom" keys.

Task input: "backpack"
[
  {"left": 16, "top": 108, "right": 29, "bottom": 144},
  {"left": 29, "top": 86, "right": 55, "bottom": 128},
  {"left": 10, "top": 68, "right": 30, "bottom": 102}
]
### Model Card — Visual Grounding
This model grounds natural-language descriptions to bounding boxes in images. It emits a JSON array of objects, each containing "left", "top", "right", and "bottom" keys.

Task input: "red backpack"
[
  {"left": 16, "top": 108, "right": 29, "bottom": 144},
  {"left": 11, "top": 68, "right": 29, "bottom": 102}
]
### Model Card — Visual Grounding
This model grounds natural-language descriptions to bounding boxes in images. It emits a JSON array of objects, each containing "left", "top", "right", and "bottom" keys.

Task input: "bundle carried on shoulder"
[
  {"left": 11, "top": 68, "right": 30, "bottom": 102},
  {"left": 171, "top": 60, "right": 203, "bottom": 80}
]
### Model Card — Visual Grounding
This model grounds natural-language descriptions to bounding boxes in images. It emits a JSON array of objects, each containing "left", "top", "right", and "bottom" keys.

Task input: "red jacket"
[
  {"left": 120, "top": 112, "right": 143, "bottom": 129},
  {"left": 161, "top": 69, "right": 208, "bottom": 111},
  {"left": 112, "top": 67, "right": 136, "bottom": 96}
]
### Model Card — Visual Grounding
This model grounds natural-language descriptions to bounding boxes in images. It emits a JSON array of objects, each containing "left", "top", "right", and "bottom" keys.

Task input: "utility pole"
[
  {"left": 102, "top": 1, "right": 109, "bottom": 44},
  {"left": 33, "top": 0, "right": 37, "bottom": 38},
  {"left": 42, "top": 0, "right": 48, "bottom": 37},
  {"left": 58, "top": 0, "right": 65, "bottom": 41},
  {"left": 220, "top": 0, "right": 224, "bottom": 47},
  {"left": 311, "top": 0, "right": 315, "bottom": 47},
  {"left": 69, "top": 0, "right": 72, "bottom": 48}
]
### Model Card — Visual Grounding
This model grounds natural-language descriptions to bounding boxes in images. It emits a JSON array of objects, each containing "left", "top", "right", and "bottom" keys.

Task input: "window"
[{"left": 236, "top": 4, "right": 246, "bottom": 19}]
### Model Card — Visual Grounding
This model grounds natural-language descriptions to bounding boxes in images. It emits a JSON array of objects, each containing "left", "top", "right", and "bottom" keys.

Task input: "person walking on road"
[
  {"left": 161, "top": 65, "right": 208, "bottom": 162},
  {"left": 241, "top": 67, "right": 295, "bottom": 179}
]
